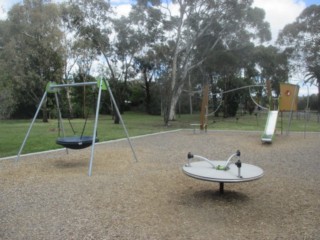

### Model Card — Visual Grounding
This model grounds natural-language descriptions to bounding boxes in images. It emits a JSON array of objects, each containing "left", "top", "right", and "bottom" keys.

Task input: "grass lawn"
[{"left": 0, "top": 111, "right": 319, "bottom": 158}]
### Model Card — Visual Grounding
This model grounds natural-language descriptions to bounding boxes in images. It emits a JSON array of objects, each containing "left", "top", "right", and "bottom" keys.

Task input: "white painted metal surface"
[
  {"left": 182, "top": 160, "right": 263, "bottom": 183},
  {"left": 261, "top": 110, "right": 278, "bottom": 142}
]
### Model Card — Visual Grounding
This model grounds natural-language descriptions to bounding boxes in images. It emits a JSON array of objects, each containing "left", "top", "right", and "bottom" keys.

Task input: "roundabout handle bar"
[
  {"left": 224, "top": 150, "right": 241, "bottom": 169},
  {"left": 235, "top": 159, "right": 243, "bottom": 178},
  {"left": 186, "top": 152, "right": 216, "bottom": 168}
]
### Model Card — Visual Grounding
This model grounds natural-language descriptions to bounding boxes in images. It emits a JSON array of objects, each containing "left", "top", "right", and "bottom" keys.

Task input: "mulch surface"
[{"left": 1, "top": 130, "right": 320, "bottom": 240}]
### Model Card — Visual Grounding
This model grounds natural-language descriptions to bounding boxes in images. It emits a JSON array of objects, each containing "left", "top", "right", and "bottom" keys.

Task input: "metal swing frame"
[
  {"left": 16, "top": 78, "right": 137, "bottom": 176},
  {"left": 55, "top": 85, "right": 98, "bottom": 150}
]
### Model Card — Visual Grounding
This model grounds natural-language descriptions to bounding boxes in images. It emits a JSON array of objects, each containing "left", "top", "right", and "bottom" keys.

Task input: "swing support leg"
[
  {"left": 105, "top": 80, "right": 138, "bottom": 163},
  {"left": 88, "top": 79, "right": 103, "bottom": 176},
  {"left": 88, "top": 79, "right": 138, "bottom": 176},
  {"left": 16, "top": 91, "right": 47, "bottom": 161}
]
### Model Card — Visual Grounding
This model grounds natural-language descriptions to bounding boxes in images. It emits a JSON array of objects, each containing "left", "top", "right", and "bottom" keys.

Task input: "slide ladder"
[{"left": 261, "top": 110, "right": 278, "bottom": 143}]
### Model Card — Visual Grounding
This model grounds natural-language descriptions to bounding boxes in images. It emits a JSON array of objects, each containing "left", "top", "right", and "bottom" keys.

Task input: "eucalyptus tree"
[
  {"left": 252, "top": 46, "right": 289, "bottom": 96},
  {"left": 2, "top": 0, "right": 64, "bottom": 121},
  {"left": 108, "top": 15, "right": 143, "bottom": 114},
  {"left": 59, "top": 4, "right": 89, "bottom": 118},
  {"left": 132, "top": 56, "right": 154, "bottom": 114},
  {"left": 61, "top": 0, "right": 117, "bottom": 120},
  {"left": 201, "top": 44, "right": 289, "bottom": 115},
  {"left": 63, "top": 0, "right": 111, "bottom": 73},
  {"left": 136, "top": 0, "right": 271, "bottom": 125},
  {"left": 0, "top": 21, "right": 17, "bottom": 119},
  {"left": 64, "top": 0, "right": 145, "bottom": 119},
  {"left": 277, "top": 5, "right": 320, "bottom": 113},
  {"left": 199, "top": 43, "right": 255, "bottom": 117},
  {"left": 207, "top": 50, "right": 245, "bottom": 117},
  {"left": 127, "top": 3, "right": 165, "bottom": 114},
  {"left": 73, "top": 38, "right": 101, "bottom": 117},
  {"left": 97, "top": 3, "right": 164, "bottom": 116}
]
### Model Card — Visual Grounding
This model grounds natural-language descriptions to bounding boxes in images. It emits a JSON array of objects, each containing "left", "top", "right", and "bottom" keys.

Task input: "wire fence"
[{"left": 292, "top": 111, "right": 320, "bottom": 122}]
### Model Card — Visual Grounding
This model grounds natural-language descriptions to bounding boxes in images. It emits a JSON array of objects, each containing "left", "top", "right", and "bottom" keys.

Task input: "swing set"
[{"left": 16, "top": 78, "right": 137, "bottom": 176}]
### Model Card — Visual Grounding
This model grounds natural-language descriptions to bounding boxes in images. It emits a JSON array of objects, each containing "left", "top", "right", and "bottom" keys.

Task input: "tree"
[
  {"left": 137, "top": 0, "right": 271, "bottom": 125},
  {"left": 2, "top": 0, "right": 64, "bottom": 120},
  {"left": 61, "top": 0, "right": 115, "bottom": 118},
  {"left": 277, "top": 5, "right": 320, "bottom": 113},
  {"left": 0, "top": 20, "right": 17, "bottom": 119},
  {"left": 109, "top": 15, "right": 144, "bottom": 116},
  {"left": 128, "top": 4, "right": 164, "bottom": 115},
  {"left": 252, "top": 46, "right": 289, "bottom": 95},
  {"left": 133, "top": 56, "right": 155, "bottom": 114}
]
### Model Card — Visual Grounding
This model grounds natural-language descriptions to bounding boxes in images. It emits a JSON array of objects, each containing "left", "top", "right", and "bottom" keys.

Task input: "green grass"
[{"left": 0, "top": 111, "right": 319, "bottom": 158}]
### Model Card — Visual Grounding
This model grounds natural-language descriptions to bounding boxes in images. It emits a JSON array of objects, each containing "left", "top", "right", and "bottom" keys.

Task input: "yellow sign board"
[{"left": 279, "top": 83, "right": 299, "bottom": 111}]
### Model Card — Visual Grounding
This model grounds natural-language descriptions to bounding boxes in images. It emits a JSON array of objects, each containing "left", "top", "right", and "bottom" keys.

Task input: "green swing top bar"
[
  {"left": 46, "top": 79, "right": 107, "bottom": 92},
  {"left": 50, "top": 81, "right": 96, "bottom": 88}
]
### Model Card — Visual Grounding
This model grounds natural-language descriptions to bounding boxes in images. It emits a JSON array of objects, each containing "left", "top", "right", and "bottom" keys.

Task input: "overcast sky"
[
  {"left": 1, "top": 0, "right": 318, "bottom": 44},
  {"left": 0, "top": 0, "right": 319, "bottom": 95}
]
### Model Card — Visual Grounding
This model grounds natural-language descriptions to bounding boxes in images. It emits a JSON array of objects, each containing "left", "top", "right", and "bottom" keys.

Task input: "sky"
[{"left": 0, "top": 0, "right": 319, "bottom": 95}]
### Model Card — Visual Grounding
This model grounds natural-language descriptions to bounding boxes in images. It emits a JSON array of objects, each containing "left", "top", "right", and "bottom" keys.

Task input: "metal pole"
[
  {"left": 16, "top": 91, "right": 47, "bottom": 161},
  {"left": 105, "top": 80, "right": 138, "bottom": 162},
  {"left": 286, "top": 85, "right": 298, "bottom": 136},
  {"left": 54, "top": 93, "right": 68, "bottom": 154},
  {"left": 280, "top": 111, "right": 282, "bottom": 135},
  {"left": 88, "top": 80, "right": 103, "bottom": 176},
  {"left": 55, "top": 93, "right": 65, "bottom": 137},
  {"left": 304, "top": 86, "right": 310, "bottom": 139},
  {"left": 211, "top": 84, "right": 265, "bottom": 96},
  {"left": 50, "top": 82, "right": 97, "bottom": 89}
]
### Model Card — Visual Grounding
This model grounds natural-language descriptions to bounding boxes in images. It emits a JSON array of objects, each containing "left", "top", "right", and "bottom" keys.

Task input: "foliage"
[
  {"left": 277, "top": 5, "right": 320, "bottom": 112},
  {"left": 0, "top": 86, "right": 16, "bottom": 119},
  {"left": 252, "top": 46, "right": 290, "bottom": 96},
  {"left": 298, "top": 94, "right": 319, "bottom": 111},
  {"left": 0, "top": 0, "right": 64, "bottom": 121},
  {"left": 1, "top": 0, "right": 310, "bottom": 122},
  {"left": 134, "top": 0, "right": 272, "bottom": 125}
]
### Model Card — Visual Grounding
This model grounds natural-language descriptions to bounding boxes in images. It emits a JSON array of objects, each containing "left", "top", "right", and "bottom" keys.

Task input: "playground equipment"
[
  {"left": 16, "top": 78, "right": 137, "bottom": 176},
  {"left": 195, "top": 82, "right": 300, "bottom": 142},
  {"left": 182, "top": 150, "right": 264, "bottom": 194},
  {"left": 56, "top": 136, "right": 98, "bottom": 150},
  {"left": 191, "top": 84, "right": 267, "bottom": 133},
  {"left": 279, "top": 83, "right": 300, "bottom": 135},
  {"left": 199, "top": 84, "right": 209, "bottom": 131},
  {"left": 261, "top": 83, "right": 300, "bottom": 143},
  {"left": 261, "top": 111, "right": 279, "bottom": 142}
]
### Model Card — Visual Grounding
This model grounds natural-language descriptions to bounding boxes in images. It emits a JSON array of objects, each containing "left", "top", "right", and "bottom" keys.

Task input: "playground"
[{"left": 1, "top": 130, "right": 319, "bottom": 239}]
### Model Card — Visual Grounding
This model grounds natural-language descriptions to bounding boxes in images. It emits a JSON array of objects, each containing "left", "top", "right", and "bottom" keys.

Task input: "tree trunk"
[
  {"left": 169, "top": 94, "right": 179, "bottom": 120},
  {"left": 114, "top": 111, "right": 120, "bottom": 124},
  {"left": 42, "top": 102, "right": 48, "bottom": 123},
  {"left": 188, "top": 76, "right": 193, "bottom": 114},
  {"left": 164, "top": 5, "right": 184, "bottom": 125},
  {"left": 168, "top": 83, "right": 184, "bottom": 121},
  {"left": 144, "top": 70, "right": 151, "bottom": 114},
  {"left": 113, "top": 97, "right": 120, "bottom": 124}
]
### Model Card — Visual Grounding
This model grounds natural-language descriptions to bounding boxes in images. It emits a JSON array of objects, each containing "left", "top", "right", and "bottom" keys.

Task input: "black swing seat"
[{"left": 56, "top": 136, "right": 99, "bottom": 150}]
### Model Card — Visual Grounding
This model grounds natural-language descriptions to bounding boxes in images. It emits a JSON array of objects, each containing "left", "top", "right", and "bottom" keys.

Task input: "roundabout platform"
[{"left": 182, "top": 152, "right": 264, "bottom": 193}]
